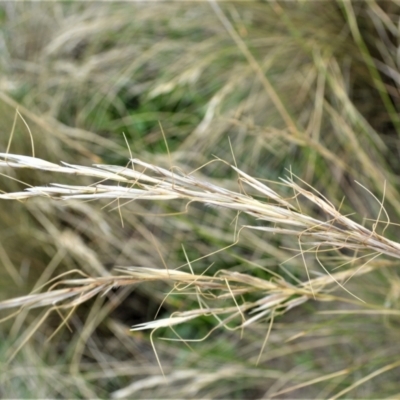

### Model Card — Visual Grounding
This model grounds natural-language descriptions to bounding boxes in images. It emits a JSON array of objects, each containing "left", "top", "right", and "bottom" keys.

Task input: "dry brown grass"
[
  {"left": 1, "top": 152, "right": 400, "bottom": 398},
  {"left": 1, "top": 1, "right": 400, "bottom": 398}
]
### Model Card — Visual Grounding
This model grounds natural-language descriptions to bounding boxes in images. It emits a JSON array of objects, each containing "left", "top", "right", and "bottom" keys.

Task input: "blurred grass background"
[{"left": 1, "top": 1, "right": 400, "bottom": 398}]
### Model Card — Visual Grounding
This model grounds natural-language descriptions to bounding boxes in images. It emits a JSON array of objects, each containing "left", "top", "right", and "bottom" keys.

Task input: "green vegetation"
[{"left": 1, "top": 1, "right": 400, "bottom": 398}]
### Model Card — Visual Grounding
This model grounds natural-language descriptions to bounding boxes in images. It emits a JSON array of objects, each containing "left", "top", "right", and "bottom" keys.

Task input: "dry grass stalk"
[
  {"left": 0, "top": 152, "right": 398, "bottom": 334},
  {"left": 1, "top": 153, "right": 399, "bottom": 260}
]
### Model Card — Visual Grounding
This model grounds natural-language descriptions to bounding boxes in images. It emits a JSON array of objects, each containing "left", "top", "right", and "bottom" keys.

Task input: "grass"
[{"left": 1, "top": 1, "right": 400, "bottom": 398}]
